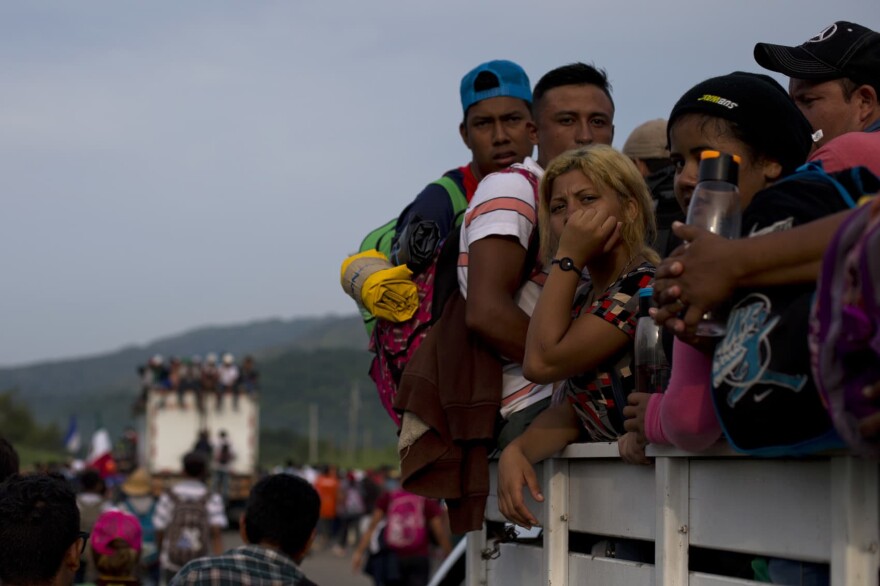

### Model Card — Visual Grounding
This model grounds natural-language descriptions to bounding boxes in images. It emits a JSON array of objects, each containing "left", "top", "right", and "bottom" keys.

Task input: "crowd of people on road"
[
  {"left": 2, "top": 432, "right": 456, "bottom": 586},
  {"left": 341, "top": 19, "right": 880, "bottom": 586},
  {"left": 136, "top": 353, "right": 259, "bottom": 412},
  {"left": 4, "top": 16, "right": 880, "bottom": 586}
]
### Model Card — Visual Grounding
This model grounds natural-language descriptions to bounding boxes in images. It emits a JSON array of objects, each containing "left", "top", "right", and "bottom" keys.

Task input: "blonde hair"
[
  {"left": 538, "top": 144, "right": 660, "bottom": 266},
  {"left": 94, "top": 539, "right": 139, "bottom": 578}
]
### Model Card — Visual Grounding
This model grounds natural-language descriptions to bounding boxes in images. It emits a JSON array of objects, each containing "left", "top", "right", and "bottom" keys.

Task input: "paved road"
[{"left": 222, "top": 530, "right": 372, "bottom": 586}]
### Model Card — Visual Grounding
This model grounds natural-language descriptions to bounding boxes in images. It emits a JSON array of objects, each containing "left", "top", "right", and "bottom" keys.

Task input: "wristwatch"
[{"left": 551, "top": 257, "right": 582, "bottom": 274}]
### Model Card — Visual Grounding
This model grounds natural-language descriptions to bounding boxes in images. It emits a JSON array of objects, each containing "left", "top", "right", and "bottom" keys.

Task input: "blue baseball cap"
[{"left": 460, "top": 60, "right": 532, "bottom": 116}]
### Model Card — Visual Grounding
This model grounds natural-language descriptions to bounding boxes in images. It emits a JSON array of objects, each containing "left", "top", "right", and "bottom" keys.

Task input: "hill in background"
[{"left": 0, "top": 314, "right": 400, "bottom": 462}]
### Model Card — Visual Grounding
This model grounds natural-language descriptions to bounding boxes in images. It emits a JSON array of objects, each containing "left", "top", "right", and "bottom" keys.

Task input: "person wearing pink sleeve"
[{"left": 638, "top": 339, "right": 720, "bottom": 452}]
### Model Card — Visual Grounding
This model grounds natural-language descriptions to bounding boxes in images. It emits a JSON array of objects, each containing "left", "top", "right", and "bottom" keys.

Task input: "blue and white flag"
[{"left": 64, "top": 416, "right": 81, "bottom": 454}]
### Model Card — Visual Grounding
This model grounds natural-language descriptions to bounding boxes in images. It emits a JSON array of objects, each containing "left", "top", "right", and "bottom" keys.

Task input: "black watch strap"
[{"left": 551, "top": 257, "right": 582, "bottom": 274}]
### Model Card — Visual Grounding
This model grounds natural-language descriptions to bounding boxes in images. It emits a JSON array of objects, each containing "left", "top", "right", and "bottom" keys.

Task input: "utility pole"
[
  {"left": 347, "top": 382, "right": 360, "bottom": 462},
  {"left": 308, "top": 403, "right": 319, "bottom": 464}
]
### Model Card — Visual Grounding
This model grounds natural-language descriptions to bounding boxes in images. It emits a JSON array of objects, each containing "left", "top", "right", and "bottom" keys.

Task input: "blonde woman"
[{"left": 498, "top": 145, "right": 659, "bottom": 528}]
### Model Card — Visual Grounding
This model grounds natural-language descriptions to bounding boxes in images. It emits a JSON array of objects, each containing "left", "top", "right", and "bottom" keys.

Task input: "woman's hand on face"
[
  {"left": 497, "top": 443, "right": 543, "bottom": 529},
  {"left": 556, "top": 208, "right": 621, "bottom": 268}
]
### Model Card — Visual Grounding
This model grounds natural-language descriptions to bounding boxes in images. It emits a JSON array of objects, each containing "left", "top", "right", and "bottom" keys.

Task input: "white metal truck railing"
[{"left": 466, "top": 443, "right": 879, "bottom": 586}]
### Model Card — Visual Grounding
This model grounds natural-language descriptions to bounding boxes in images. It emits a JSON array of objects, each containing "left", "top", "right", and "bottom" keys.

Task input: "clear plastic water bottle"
[
  {"left": 635, "top": 287, "right": 671, "bottom": 394},
  {"left": 685, "top": 150, "right": 742, "bottom": 337}
]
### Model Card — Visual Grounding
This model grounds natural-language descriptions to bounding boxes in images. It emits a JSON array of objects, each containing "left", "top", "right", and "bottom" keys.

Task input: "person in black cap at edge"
[{"left": 754, "top": 21, "right": 880, "bottom": 176}]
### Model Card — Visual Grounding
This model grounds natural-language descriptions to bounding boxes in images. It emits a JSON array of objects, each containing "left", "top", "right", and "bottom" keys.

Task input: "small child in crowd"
[{"left": 90, "top": 510, "right": 144, "bottom": 586}]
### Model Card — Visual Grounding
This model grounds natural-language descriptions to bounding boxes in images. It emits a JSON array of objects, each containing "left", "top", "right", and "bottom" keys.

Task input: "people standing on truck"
[
  {"left": 150, "top": 355, "right": 170, "bottom": 390},
  {"left": 217, "top": 354, "right": 239, "bottom": 411},
  {"left": 170, "top": 474, "right": 321, "bottom": 586},
  {"left": 118, "top": 468, "right": 160, "bottom": 586},
  {"left": 200, "top": 353, "right": 219, "bottom": 397},
  {"left": 192, "top": 431, "right": 212, "bottom": 461},
  {"left": 188, "top": 355, "right": 206, "bottom": 412},
  {"left": 152, "top": 451, "right": 227, "bottom": 584},
  {"left": 167, "top": 357, "right": 182, "bottom": 404},
  {"left": 237, "top": 355, "right": 260, "bottom": 399},
  {"left": 213, "top": 430, "right": 234, "bottom": 504}
]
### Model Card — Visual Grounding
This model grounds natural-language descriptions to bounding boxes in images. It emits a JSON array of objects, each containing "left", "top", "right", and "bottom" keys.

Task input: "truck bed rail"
[{"left": 467, "top": 443, "right": 879, "bottom": 586}]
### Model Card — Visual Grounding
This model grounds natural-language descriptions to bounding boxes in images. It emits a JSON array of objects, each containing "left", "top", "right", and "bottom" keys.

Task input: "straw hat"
[{"left": 120, "top": 468, "right": 151, "bottom": 497}]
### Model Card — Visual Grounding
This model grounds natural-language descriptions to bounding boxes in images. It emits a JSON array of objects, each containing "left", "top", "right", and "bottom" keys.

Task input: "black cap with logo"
[{"left": 754, "top": 21, "right": 880, "bottom": 87}]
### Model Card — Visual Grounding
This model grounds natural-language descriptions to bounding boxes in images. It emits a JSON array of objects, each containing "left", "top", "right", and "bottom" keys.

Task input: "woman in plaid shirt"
[{"left": 496, "top": 145, "right": 659, "bottom": 529}]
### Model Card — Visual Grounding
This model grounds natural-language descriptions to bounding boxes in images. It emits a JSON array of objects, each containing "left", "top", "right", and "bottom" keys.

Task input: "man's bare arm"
[{"left": 465, "top": 235, "right": 530, "bottom": 362}]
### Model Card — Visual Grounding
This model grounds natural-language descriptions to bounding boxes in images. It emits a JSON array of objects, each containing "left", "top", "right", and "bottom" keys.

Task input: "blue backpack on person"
[
  {"left": 711, "top": 162, "right": 880, "bottom": 456},
  {"left": 120, "top": 497, "right": 158, "bottom": 564}
]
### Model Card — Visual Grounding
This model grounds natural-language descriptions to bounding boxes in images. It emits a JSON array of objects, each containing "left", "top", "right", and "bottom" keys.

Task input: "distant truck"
[{"left": 142, "top": 388, "right": 259, "bottom": 522}]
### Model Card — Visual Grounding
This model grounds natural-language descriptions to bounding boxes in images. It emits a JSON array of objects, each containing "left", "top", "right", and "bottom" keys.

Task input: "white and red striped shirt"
[{"left": 457, "top": 157, "right": 553, "bottom": 419}]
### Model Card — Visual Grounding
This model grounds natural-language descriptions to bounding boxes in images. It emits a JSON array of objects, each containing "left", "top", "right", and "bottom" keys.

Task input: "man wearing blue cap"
[{"left": 389, "top": 60, "right": 534, "bottom": 273}]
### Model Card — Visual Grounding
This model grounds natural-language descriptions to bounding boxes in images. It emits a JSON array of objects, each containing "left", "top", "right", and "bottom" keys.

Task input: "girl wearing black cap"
[
  {"left": 623, "top": 71, "right": 845, "bottom": 585},
  {"left": 496, "top": 144, "right": 659, "bottom": 530},
  {"left": 623, "top": 71, "right": 847, "bottom": 450}
]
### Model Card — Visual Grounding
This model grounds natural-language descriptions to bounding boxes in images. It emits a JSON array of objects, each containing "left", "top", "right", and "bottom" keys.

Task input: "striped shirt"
[
  {"left": 153, "top": 480, "right": 228, "bottom": 571},
  {"left": 170, "top": 545, "right": 317, "bottom": 586},
  {"left": 457, "top": 157, "right": 553, "bottom": 419}
]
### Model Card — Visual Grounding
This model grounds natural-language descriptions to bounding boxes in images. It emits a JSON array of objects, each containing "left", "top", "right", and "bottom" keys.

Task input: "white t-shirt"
[
  {"left": 218, "top": 364, "right": 239, "bottom": 387},
  {"left": 458, "top": 157, "right": 553, "bottom": 419},
  {"left": 152, "top": 480, "right": 228, "bottom": 571}
]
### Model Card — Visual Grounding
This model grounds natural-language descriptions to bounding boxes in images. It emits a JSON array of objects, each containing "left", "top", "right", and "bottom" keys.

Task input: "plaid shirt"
[
  {"left": 561, "top": 263, "right": 655, "bottom": 441},
  {"left": 170, "top": 545, "right": 317, "bottom": 586}
]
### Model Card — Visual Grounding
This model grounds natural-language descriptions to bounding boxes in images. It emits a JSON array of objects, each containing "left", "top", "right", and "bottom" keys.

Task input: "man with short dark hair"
[
  {"left": 0, "top": 474, "right": 85, "bottom": 586},
  {"left": 171, "top": 474, "right": 321, "bottom": 585},
  {"left": 459, "top": 62, "right": 616, "bottom": 445},
  {"left": 755, "top": 21, "right": 880, "bottom": 174},
  {"left": 153, "top": 451, "right": 227, "bottom": 582},
  {"left": 0, "top": 435, "right": 19, "bottom": 482}
]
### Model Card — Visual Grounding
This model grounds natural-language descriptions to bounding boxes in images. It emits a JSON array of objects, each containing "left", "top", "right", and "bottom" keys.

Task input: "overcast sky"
[{"left": 2, "top": 2, "right": 877, "bottom": 366}]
